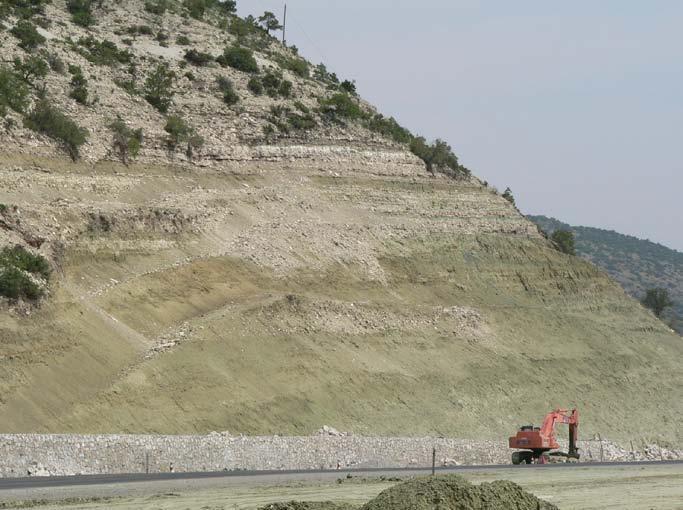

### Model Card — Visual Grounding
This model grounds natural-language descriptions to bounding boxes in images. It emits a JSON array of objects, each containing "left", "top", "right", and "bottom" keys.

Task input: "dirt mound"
[
  {"left": 260, "top": 503, "right": 353, "bottom": 510},
  {"left": 359, "top": 475, "right": 558, "bottom": 510}
]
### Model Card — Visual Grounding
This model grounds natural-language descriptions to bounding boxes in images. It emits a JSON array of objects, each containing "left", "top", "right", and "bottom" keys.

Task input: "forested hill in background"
[{"left": 528, "top": 215, "right": 683, "bottom": 334}]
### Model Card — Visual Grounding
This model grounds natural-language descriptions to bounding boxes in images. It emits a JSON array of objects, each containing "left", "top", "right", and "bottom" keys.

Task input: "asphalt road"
[{"left": 1, "top": 460, "right": 680, "bottom": 491}]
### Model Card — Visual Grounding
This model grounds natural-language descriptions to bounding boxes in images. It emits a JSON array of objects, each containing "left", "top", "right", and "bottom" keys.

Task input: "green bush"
[
  {"left": 176, "top": 35, "right": 191, "bottom": 45},
  {"left": 216, "top": 76, "right": 239, "bottom": 105},
  {"left": 114, "top": 78, "right": 137, "bottom": 95},
  {"left": 0, "top": 204, "right": 7, "bottom": 214},
  {"left": 340, "top": 80, "right": 357, "bottom": 95},
  {"left": 319, "top": 93, "right": 364, "bottom": 121},
  {"left": 551, "top": 229, "right": 576, "bottom": 256},
  {"left": 218, "top": 45, "right": 258, "bottom": 73},
  {"left": 68, "top": 64, "right": 88, "bottom": 105},
  {"left": 10, "top": 20, "right": 45, "bottom": 50},
  {"left": 24, "top": 99, "right": 89, "bottom": 160},
  {"left": 77, "top": 36, "right": 132, "bottom": 66},
  {"left": 247, "top": 76, "right": 263, "bottom": 95},
  {"left": 313, "top": 63, "right": 339, "bottom": 85},
  {"left": 365, "top": 114, "right": 412, "bottom": 144},
  {"left": 0, "top": 67, "right": 30, "bottom": 114},
  {"left": 144, "top": 0, "right": 168, "bottom": 15},
  {"left": 409, "top": 137, "right": 466, "bottom": 178},
  {"left": 277, "top": 55, "right": 309, "bottom": 78},
  {"left": 109, "top": 118, "right": 143, "bottom": 165},
  {"left": 0, "top": 266, "right": 42, "bottom": 300},
  {"left": 0, "top": 245, "right": 50, "bottom": 279},
  {"left": 3, "top": 0, "right": 51, "bottom": 20},
  {"left": 143, "top": 63, "right": 175, "bottom": 113},
  {"left": 268, "top": 105, "right": 316, "bottom": 134},
  {"left": 183, "top": 0, "right": 206, "bottom": 19},
  {"left": 184, "top": 49, "right": 214, "bottom": 66},
  {"left": 502, "top": 187, "right": 515, "bottom": 206},
  {"left": 13, "top": 55, "right": 48, "bottom": 87},
  {"left": 66, "top": 0, "right": 95, "bottom": 27},
  {"left": 164, "top": 115, "right": 203, "bottom": 160}
]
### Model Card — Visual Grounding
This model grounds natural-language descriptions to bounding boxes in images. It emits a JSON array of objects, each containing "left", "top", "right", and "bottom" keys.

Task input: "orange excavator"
[{"left": 509, "top": 408, "right": 580, "bottom": 464}]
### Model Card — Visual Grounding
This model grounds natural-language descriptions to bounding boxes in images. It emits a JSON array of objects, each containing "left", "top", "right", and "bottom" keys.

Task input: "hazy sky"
[{"left": 238, "top": 1, "right": 682, "bottom": 251}]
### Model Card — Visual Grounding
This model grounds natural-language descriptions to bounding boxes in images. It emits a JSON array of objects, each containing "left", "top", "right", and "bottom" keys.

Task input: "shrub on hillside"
[
  {"left": 276, "top": 55, "right": 309, "bottom": 78},
  {"left": 410, "top": 137, "right": 468, "bottom": 178},
  {"left": 144, "top": 0, "right": 169, "bottom": 15},
  {"left": 0, "top": 266, "right": 42, "bottom": 300},
  {"left": 313, "top": 63, "right": 339, "bottom": 85},
  {"left": 10, "top": 20, "right": 45, "bottom": 50},
  {"left": 77, "top": 36, "right": 132, "bottom": 66},
  {"left": 13, "top": 55, "right": 49, "bottom": 87},
  {"left": 216, "top": 76, "right": 239, "bottom": 105},
  {"left": 217, "top": 45, "right": 258, "bottom": 73},
  {"left": 143, "top": 63, "right": 175, "bottom": 113},
  {"left": 641, "top": 288, "right": 674, "bottom": 318},
  {"left": 319, "top": 93, "right": 364, "bottom": 121},
  {"left": 66, "top": 0, "right": 95, "bottom": 27},
  {"left": 502, "top": 187, "right": 516, "bottom": 206},
  {"left": 3, "top": 0, "right": 51, "bottom": 20},
  {"left": 365, "top": 114, "right": 412, "bottom": 144},
  {"left": 176, "top": 35, "right": 191, "bottom": 45},
  {"left": 184, "top": 49, "right": 214, "bottom": 66},
  {"left": 24, "top": 99, "right": 89, "bottom": 160},
  {"left": 164, "top": 115, "right": 204, "bottom": 159},
  {"left": 247, "top": 76, "right": 263, "bottom": 95},
  {"left": 551, "top": 229, "right": 576, "bottom": 256},
  {"left": 68, "top": 64, "right": 89, "bottom": 105},
  {"left": 1, "top": 245, "right": 50, "bottom": 279},
  {"left": 0, "top": 67, "right": 29, "bottom": 115},
  {"left": 109, "top": 118, "right": 143, "bottom": 165},
  {"left": 340, "top": 79, "right": 357, "bottom": 95}
]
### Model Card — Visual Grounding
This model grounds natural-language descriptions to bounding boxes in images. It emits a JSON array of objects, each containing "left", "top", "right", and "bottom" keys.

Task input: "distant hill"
[{"left": 528, "top": 215, "right": 683, "bottom": 334}]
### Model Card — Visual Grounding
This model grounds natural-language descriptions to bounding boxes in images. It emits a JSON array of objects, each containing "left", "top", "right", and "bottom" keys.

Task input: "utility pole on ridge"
[{"left": 282, "top": 3, "right": 287, "bottom": 45}]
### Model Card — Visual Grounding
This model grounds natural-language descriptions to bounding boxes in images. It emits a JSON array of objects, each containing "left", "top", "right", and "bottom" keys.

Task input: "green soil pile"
[
  {"left": 259, "top": 476, "right": 558, "bottom": 510},
  {"left": 360, "top": 476, "right": 558, "bottom": 510}
]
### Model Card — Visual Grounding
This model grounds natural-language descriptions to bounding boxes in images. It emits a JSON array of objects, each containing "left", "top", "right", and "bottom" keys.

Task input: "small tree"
[
  {"left": 216, "top": 76, "right": 239, "bottom": 105},
  {"left": 551, "top": 229, "right": 576, "bottom": 256},
  {"left": 0, "top": 66, "right": 30, "bottom": 114},
  {"left": 641, "top": 288, "right": 674, "bottom": 318},
  {"left": 258, "top": 11, "right": 282, "bottom": 34},
  {"left": 66, "top": 0, "right": 95, "bottom": 27},
  {"left": 10, "top": 20, "right": 45, "bottom": 50},
  {"left": 12, "top": 56, "right": 48, "bottom": 87},
  {"left": 143, "top": 63, "right": 175, "bottom": 113},
  {"left": 218, "top": 45, "right": 258, "bottom": 73},
  {"left": 24, "top": 99, "right": 89, "bottom": 160},
  {"left": 68, "top": 65, "right": 89, "bottom": 105},
  {"left": 164, "top": 115, "right": 203, "bottom": 160},
  {"left": 109, "top": 118, "right": 143, "bottom": 165},
  {"left": 502, "top": 187, "right": 515, "bottom": 206},
  {"left": 340, "top": 80, "right": 357, "bottom": 95}
]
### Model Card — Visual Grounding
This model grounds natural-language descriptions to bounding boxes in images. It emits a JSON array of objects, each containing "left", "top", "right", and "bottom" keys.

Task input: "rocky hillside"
[
  {"left": 529, "top": 215, "right": 683, "bottom": 334},
  {"left": 0, "top": 1, "right": 681, "bottom": 444}
]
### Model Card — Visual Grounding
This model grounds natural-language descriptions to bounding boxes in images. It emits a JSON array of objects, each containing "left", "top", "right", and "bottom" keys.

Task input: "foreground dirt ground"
[{"left": 1, "top": 464, "right": 681, "bottom": 510}]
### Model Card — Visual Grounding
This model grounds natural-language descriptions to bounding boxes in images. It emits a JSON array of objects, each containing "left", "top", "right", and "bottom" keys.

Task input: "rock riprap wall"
[{"left": 0, "top": 434, "right": 680, "bottom": 478}]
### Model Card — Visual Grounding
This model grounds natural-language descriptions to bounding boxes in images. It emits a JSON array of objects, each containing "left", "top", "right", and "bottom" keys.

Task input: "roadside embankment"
[{"left": 0, "top": 434, "right": 680, "bottom": 478}]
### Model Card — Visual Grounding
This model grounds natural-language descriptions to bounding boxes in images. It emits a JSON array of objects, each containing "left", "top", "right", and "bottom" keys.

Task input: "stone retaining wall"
[{"left": 0, "top": 434, "right": 680, "bottom": 478}]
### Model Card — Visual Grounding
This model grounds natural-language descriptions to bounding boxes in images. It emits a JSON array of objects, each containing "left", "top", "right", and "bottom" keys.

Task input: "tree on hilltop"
[{"left": 258, "top": 11, "right": 282, "bottom": 34}]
